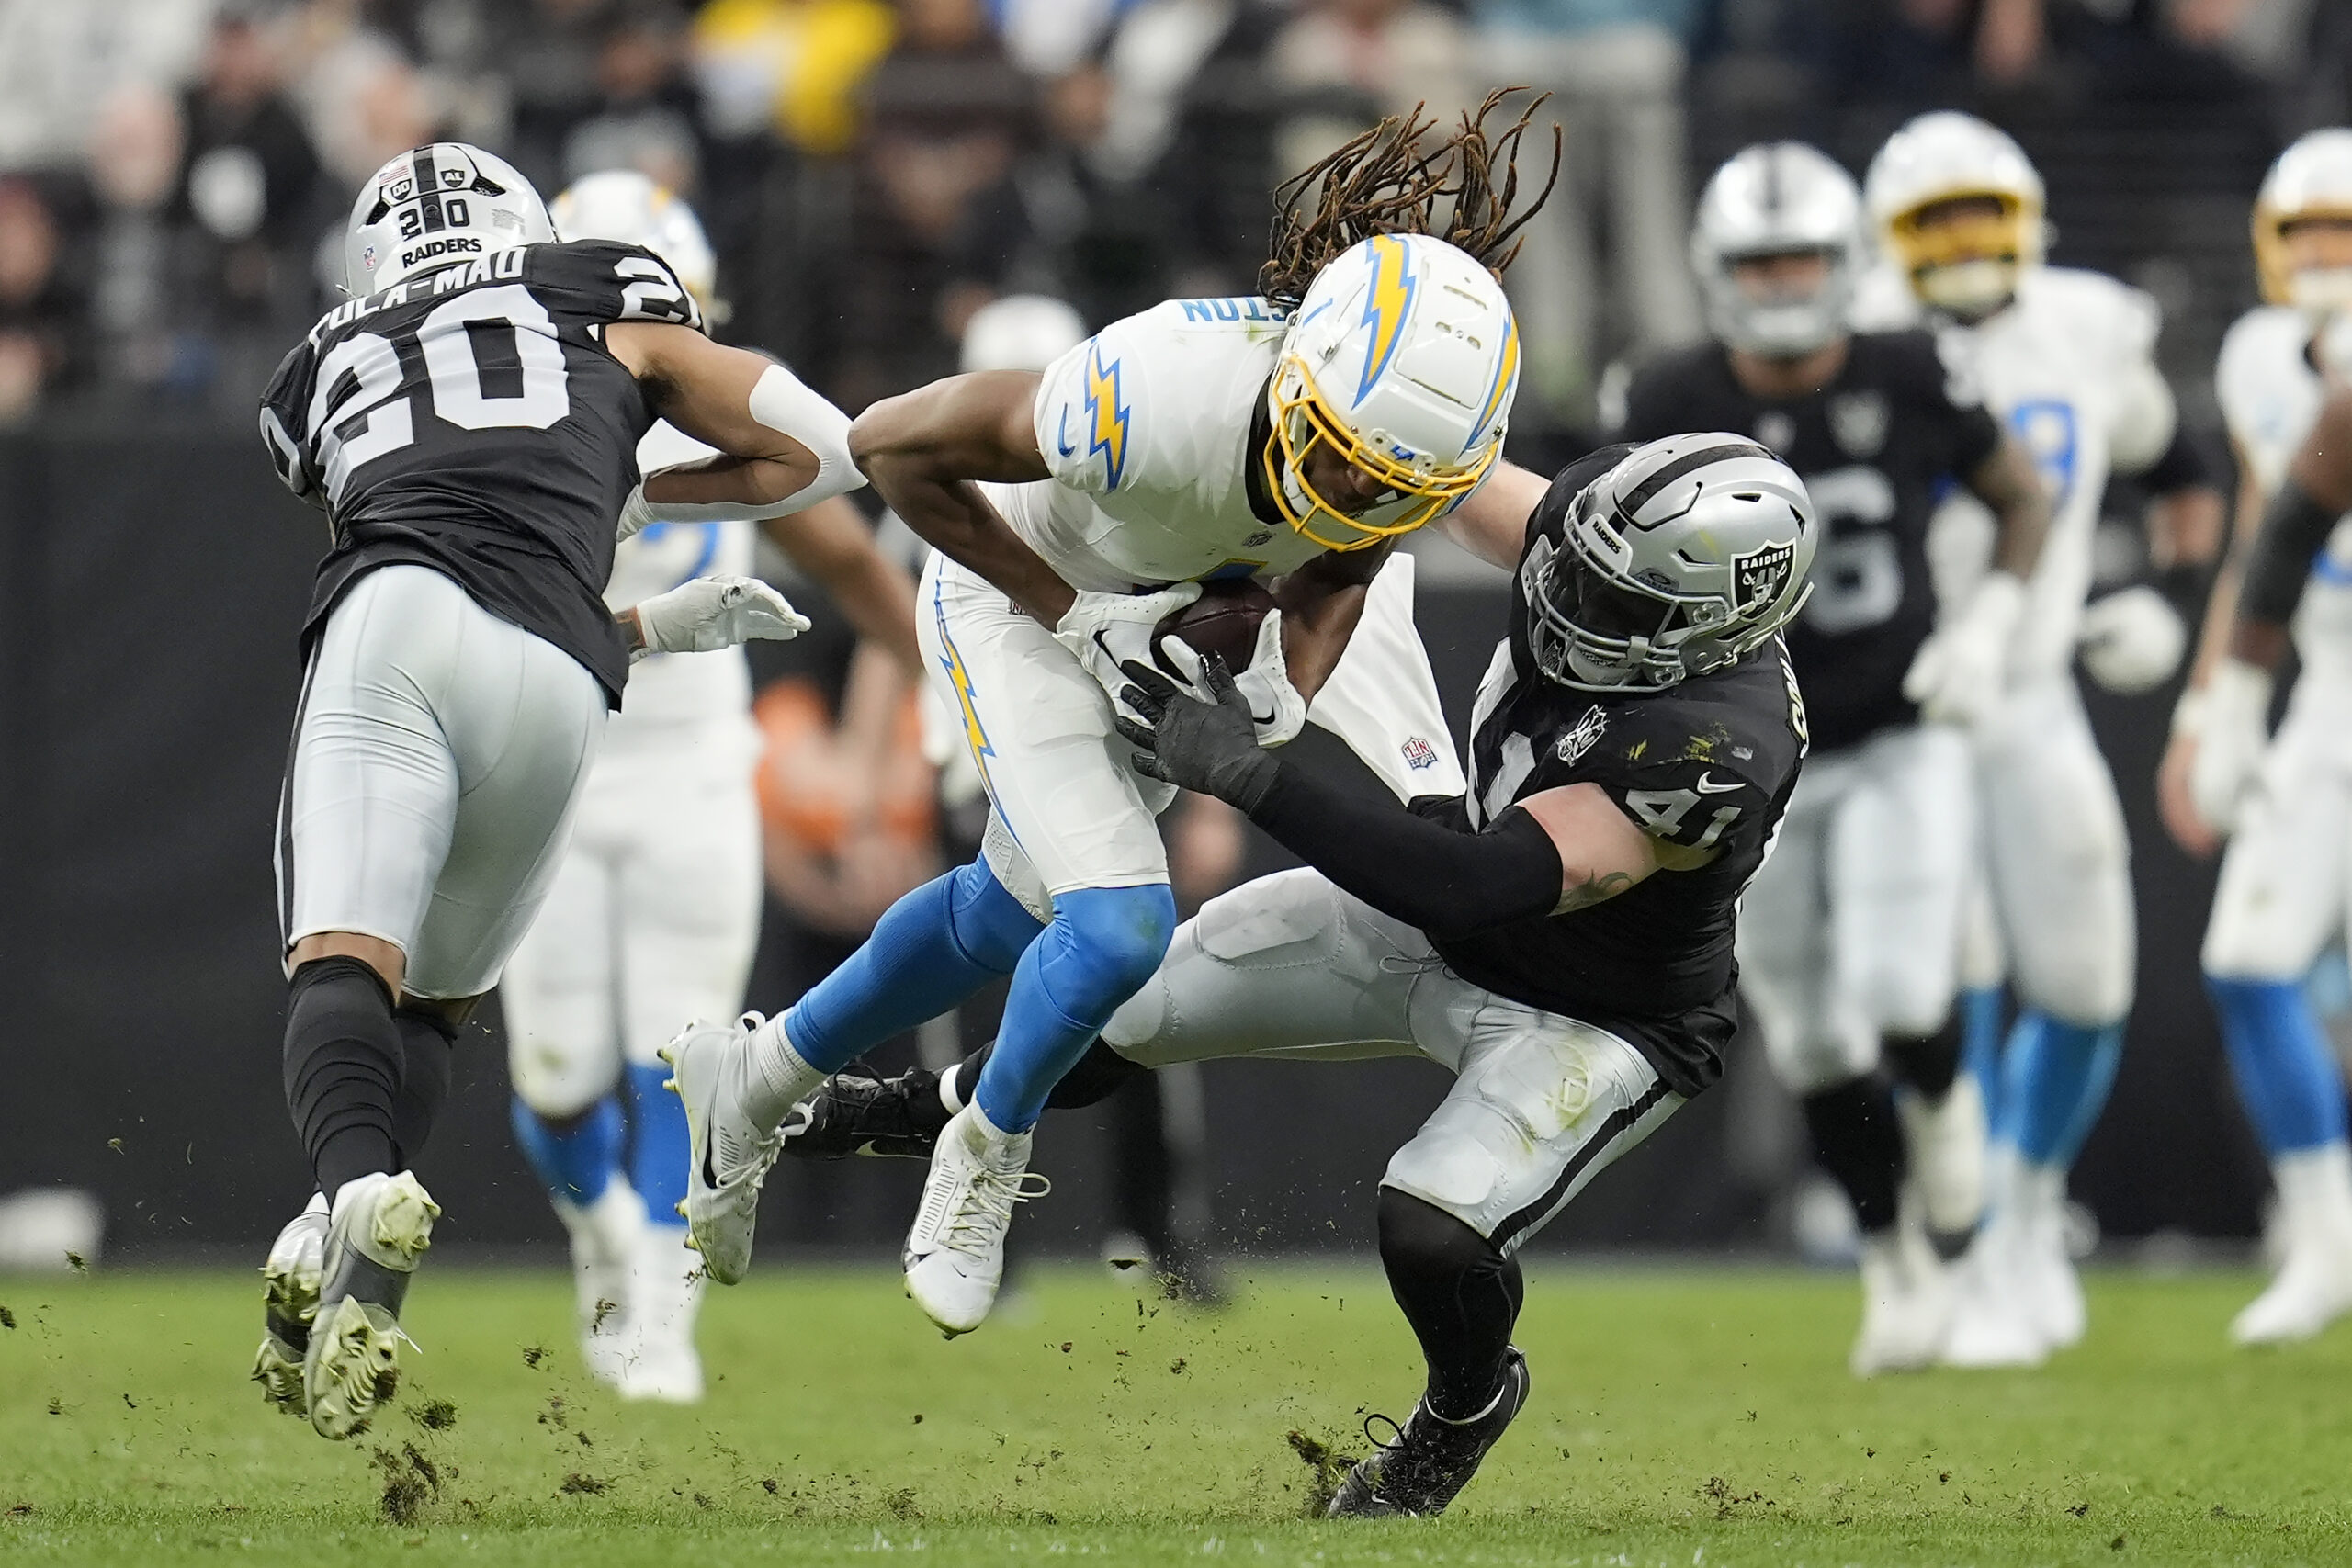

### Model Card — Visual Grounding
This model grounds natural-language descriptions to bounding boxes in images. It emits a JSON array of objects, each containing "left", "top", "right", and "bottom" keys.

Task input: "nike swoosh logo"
[
  {"left": 1693, "top": 773, "right": 1742, "bottom": 795},
  {"left": 1057, "top": 409, "right": 1075, "bottom": 458}
]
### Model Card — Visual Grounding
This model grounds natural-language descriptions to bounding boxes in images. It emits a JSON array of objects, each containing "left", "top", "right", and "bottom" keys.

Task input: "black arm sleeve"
[
  {"left": 2239, "top": 475, "right": 2341, "bottom": 628},
  {"left": 1245, "top": 765, "right": 1564, "bottom": 941}
]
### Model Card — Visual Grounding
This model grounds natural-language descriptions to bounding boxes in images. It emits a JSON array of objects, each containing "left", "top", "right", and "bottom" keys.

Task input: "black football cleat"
[
  {"left": 1327, "top": 1348, "right": 1531, "bottom": 1517},
  {"left": 777, "top": 1065, "right": 944, "bottom": 1159}
]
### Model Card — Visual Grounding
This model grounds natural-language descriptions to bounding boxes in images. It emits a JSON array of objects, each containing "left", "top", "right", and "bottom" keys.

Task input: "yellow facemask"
[
  {"left": 1261, "top": 355, "right": 1499, "bottom": 552},
  {"left": 1883, "top": 191, "right": 2041, "bottom": 314},
  {"left": 2254, "top": 202, "right": 2352, "bottom": 308}
]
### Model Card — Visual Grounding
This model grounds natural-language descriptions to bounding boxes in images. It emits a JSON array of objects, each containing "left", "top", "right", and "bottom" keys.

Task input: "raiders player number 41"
[{"left": 251, "top": 143, "right": 862, "bottom": 1441}]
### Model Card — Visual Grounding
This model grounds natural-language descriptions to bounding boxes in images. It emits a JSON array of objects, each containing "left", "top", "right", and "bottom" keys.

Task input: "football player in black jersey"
[
  {"left": 1616, "top": 143, "right": 2050, "bottom": 1373},
  {"left": 782, "top": 435, "right": 1817, "bottom": 1516},
  {"left": 253, "top": 143, "right": 866, "bottom": 1439}
]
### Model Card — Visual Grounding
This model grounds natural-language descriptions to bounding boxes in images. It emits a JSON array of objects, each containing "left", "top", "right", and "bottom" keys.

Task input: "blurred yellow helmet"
[
  {"left": 2252, "top": 129, "right": 2352, "bottom": 311},
  {"left": 1863, "top": 112, "right": 2045, "bottom": 319}
]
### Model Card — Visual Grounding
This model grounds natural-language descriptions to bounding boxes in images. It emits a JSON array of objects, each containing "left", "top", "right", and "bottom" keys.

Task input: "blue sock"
[
  {"left": 2206, "top": 976, "right": 2350, "bottom": 1156},
  {"left": 973, "top": 884, "right": 1177, "bottom": 1134},
  {"left": 786, "top": 856, "right": 1045, "bottom": 1073},
  {"left": 1960, "top": 985, "right": 2007, "bottom": 1126},
  {"left": 624, "top": 1062, "right": 691, "bottom": 1225},
  {"left": 1996, "top": 1011, "right": 2124, "bottom": 1168},
  {"left": 510, "top": 1092, "right": 624, "bottom": 1207}
]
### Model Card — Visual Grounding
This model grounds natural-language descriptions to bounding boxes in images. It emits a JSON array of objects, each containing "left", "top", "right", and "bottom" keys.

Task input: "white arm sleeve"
[{"left": 634, "top": 361, "right": 865, "bottom": 525}]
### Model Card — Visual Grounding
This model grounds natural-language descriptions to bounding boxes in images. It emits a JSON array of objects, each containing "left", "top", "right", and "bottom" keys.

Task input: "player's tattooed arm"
[
  {"left": 1962, "top": 434, "right": 2052, "bottom": 581},
  {"left": 849, "top": 371, "right": 1077, "bottom": 625},
  {"left": 1517, "top": 784, "right": 1666, "bottom": 915}
]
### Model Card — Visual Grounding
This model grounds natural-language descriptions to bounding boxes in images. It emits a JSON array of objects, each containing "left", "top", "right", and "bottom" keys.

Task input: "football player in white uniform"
[
  {"left": 496, "top": 173, "right": 922, "bottom": 1401},
  {"left": 2165, "top": 128, "right": 2352, "bottom": 1345},
  {"left": 662, "top": 100, "right": 1544, "bottom": 1336},
  {"left": 1860, "top": 112, "right": 2224, "bottom": 1367}
]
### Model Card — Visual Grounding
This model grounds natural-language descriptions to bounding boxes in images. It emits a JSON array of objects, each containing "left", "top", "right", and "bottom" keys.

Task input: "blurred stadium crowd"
[{"left": 0, "top": 0, "right": 2345, "bottom": 437}]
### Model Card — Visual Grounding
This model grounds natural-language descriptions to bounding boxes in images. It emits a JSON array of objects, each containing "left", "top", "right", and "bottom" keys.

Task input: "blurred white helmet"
[
  {"left": 2253, "top": 129, "right": 2352, "bottom": 313},
  {"left": 961, "top": 294, "right": 1088, "bottom": 373},
  {"left": 1864, "top": 111, "right": 2046, "bottom": 319},
  {"left": 1265, "top": 232, "right": 1518, "bottom": 551},
  {"left": 345, "top": 142, "right": 552, "bottom": 295},
  {"left": 550, "top": 169, "right": 718, "bottom": 305},
  {"left": 1690, "top": 142, "right": 1863, "bottom": 359}
]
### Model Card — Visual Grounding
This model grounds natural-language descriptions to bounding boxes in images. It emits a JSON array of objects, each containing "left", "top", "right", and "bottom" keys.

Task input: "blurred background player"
[
  {"left": 254, "top": 142, "right": 851, "bottom": 1438},
  {"left": 776, "top": 291, "right": 1236, "bottom": 1300},
  {"left": 1859, "top": 112, "right": 2227, "bottom": 1369},
  {"left": 664, "top": 101, "right": 1539, "bottom": 1337},
  {"left": 2165, "top": 128, "right": 2352, "bottom": 1347},
  {"left": 1617, "top": 141, "right": 2050, "bottom": 1374},
  {"left": 496, "top": 171, "right": 922, "bottom": 1401}
]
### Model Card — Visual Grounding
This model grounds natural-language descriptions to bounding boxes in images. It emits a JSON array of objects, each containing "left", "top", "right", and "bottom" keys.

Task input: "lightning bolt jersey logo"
[
  {"left": 934, "top": 595, "right": 995, "bottom": 786},
  {"left": 1082, "top": 345, "right": 1131, "bottom": 490},
  {"left": 1355, "top": 234, "right": 1418, "bottom": 404}
]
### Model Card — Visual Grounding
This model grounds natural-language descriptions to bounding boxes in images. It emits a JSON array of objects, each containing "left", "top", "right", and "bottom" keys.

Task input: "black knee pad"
[{"left": 284, "top": 956, "right": 403, "bottom": 1198}]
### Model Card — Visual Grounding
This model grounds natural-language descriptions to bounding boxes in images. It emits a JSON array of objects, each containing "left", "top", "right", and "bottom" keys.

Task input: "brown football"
[{"left": 1152, "top": 578, "right": 1276, "bottom": 677}]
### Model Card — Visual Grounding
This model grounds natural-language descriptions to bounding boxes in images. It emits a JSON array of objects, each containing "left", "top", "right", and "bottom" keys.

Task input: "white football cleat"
[
  {"left": 252, "top": 1201, "right": 329, "bottom": 1416},
  {"left": 1940, "top": 1208, "right": 2061, "bottom": 1369},
  {"left": 1896, "top": 1077, "right": 1986, "bottom": 1235},
  {"left": 661, "top": 1013, "right": 818, "bottom": 1286},
  {"left": 2232, "top": 1230, "right": 2352, "bottom": 1345},
  {"left": 555, "top": 1181, "right": 645, "bottom": 1386},
  {"left": 303, "top": 1171, "right": 439, "bottom": 1439},
  {"left": 903, "top": 1104, "right": 1049, "bottom": 1337},
  {"left": 1849, "top": 1207, "right": 1951, "bottom": 1376},
  {"left": 618, "top": 1224, "right": 706, "bottom": 1403}
]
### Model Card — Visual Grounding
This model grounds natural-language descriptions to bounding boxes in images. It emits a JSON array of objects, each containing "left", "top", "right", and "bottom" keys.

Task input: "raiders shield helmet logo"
[
  {"left": 1827, "top": 391, "right": 1889, "bottom": 458},
  {"left": 1733, "top": 541, "right": 1797, "bottom": 613}
]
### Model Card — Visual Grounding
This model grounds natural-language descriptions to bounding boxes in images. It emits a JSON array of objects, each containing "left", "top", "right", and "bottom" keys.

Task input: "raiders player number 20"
[{"left": 253, "top": 142, "right": 862, "bottom": 1443}]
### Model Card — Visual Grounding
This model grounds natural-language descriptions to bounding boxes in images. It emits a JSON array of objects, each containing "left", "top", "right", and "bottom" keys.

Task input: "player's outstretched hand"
[
  {"left": 1055, "top": 585, "right": 1202, "bottom": 718},
  {"left": 632, "top": 574, "right": 811, "bottom": 661},
  {"left": 1114, "top": 651, "right": 1280, "bottom": 813}
]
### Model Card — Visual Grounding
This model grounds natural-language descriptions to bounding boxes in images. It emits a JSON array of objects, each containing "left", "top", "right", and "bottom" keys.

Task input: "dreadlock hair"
[{"left": 1260, "top": 89, "right": 1562, "bottom": 311}]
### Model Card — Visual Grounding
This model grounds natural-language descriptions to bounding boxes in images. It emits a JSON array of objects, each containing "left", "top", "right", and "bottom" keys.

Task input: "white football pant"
[
  {"left": 1102, "top": 868, "right": 1681, "bottom": 1253},
  {"left": 926, "top": 550, "right": 1464, "bottom": 921},
  {"left": 2204, "top": 676, "right": 2352, "bottom": 982},
  {"left": 501, "top": 722, "right": 763, "bottom": 1117},
  {"left": 1739, "top": 724, "right": 1975, "bottom": 1095},
  {"left": 1970, "top": 676, "right": 2135, "bottom": 1023},
  {"left": 276, "top": 566, "right": 606, "bottom": 1000}
]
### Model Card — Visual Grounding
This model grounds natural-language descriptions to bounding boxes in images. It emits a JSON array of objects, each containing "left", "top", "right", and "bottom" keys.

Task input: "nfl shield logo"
[
  {"left": 1401, "top": 737, "right": 1440, "bottom": 772},
  {"left": 1827, "top": 391, "right": 1888, "bottom": 457},
  {"left": 1733, "top": 541, "right": 1797, "bottom": 612}
]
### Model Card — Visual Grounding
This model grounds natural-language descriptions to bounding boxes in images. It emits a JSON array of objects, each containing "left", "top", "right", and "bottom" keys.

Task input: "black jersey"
[
  {"left": 260, "top": 239, "right": 703, "bottom": 705},
  {"left": 1614, "top": 331, "right": 2000, "bottom": 753},
  {"left": 1422, "top": 444, "right": 1809, "bottom": 1096}
]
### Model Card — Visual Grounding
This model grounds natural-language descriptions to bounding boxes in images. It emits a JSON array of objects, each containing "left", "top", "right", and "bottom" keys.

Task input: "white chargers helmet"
[
  {"left": 1524, "top": 434, "right": 1816, "bottom": 694},
  {"left": 1864, "top": 111, "right": 2046, "bottom": 320},
  {"left": 960, "top": 294, "right": 1087, "bottom": 374},
  {"left": 550, "top": 169, "right": 718, "bottom": 307},
  {"left": 1265, "top": 232, "right": 1519, "bottom": 551},
  {"left": 2253, "top": 129, "right": 2352, "bottom": 314},
  {"left": 345, "top": 142, "right": 553, "bottom": 295},
  {"left": 1690, "top": 142, "right": 1863, "bottom": 359}
]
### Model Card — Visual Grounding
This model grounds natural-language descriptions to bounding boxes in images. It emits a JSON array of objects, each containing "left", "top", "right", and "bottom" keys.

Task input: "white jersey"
[
  {"left": 1859, "top": 265, "right": 2163, "bottom": 679},
  {"left": 2216, "top": 305, "right": 2352, "bottom": 677},
  {"left": 998, "top": 297, "right": 1328, "bottom": 592},
  {"left": 605, "top": 420, "right": 756, "bottom": 741}
]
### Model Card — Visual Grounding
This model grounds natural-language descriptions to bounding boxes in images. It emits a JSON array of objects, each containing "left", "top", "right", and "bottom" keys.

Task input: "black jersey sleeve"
[
  {"left": 257, "top": 338, "right": 324, "bottom": 509},
  {"left": 1518, "top": 443, "right": 1636, "bottom": 563},
  {"left": 1536, "top": 671, "right": 1800, "bottom": 854},
  {"left": 526, "top": 239, "right": 705, "bottom": 333},
  {"left": 1890, "top": 327, "right": 2003, "bottom": 479}
]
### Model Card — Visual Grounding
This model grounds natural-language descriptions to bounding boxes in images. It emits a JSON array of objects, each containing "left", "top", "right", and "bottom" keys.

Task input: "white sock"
[
  {"left": 743, "top": 1012, "right": 820, "bottom": 1128},
  {"left": 2274, "top": 1143, "right": 2352, "bottom": 1242},
  {"left": 939, "top": 1063, "right": 967, "bottom": 1116}
]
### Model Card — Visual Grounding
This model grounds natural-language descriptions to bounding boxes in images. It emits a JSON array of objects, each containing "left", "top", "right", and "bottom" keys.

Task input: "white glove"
[
  {"left": 616, "top": 482, "right": 657, "bottom": 542},
  {"left": 1054, "top": 584, "right": 1202, "bottom": 716},
  {"left": 1164, "top": 609, "right": 1306, "bottom": 747},
  {"left": 631, "top": 574, "right": 810, "bottom": 662},
  {"left": 2077, "top": 585, "right": 2188, "bottom": 694},
  {"left": 2187, "top": 658, "right": 2274, "bottom": 833},
  {"left": 1904, "top": 571, "right": 2025, "bottom": 727}
]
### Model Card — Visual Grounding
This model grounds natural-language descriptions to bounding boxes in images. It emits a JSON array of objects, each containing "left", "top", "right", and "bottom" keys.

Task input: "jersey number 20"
[{"left": 307, "top": 283, "right": 571, "bottom": 502}]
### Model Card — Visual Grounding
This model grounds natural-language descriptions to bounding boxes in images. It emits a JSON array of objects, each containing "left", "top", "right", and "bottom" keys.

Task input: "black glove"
[{"left": 1113, "top": 655, "right": 1282, "bottom": 814}]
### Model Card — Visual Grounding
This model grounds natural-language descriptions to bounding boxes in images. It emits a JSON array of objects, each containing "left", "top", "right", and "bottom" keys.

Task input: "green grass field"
[{"left": 4, "top": 1261, "right": 2349, "bottom": 1566}]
